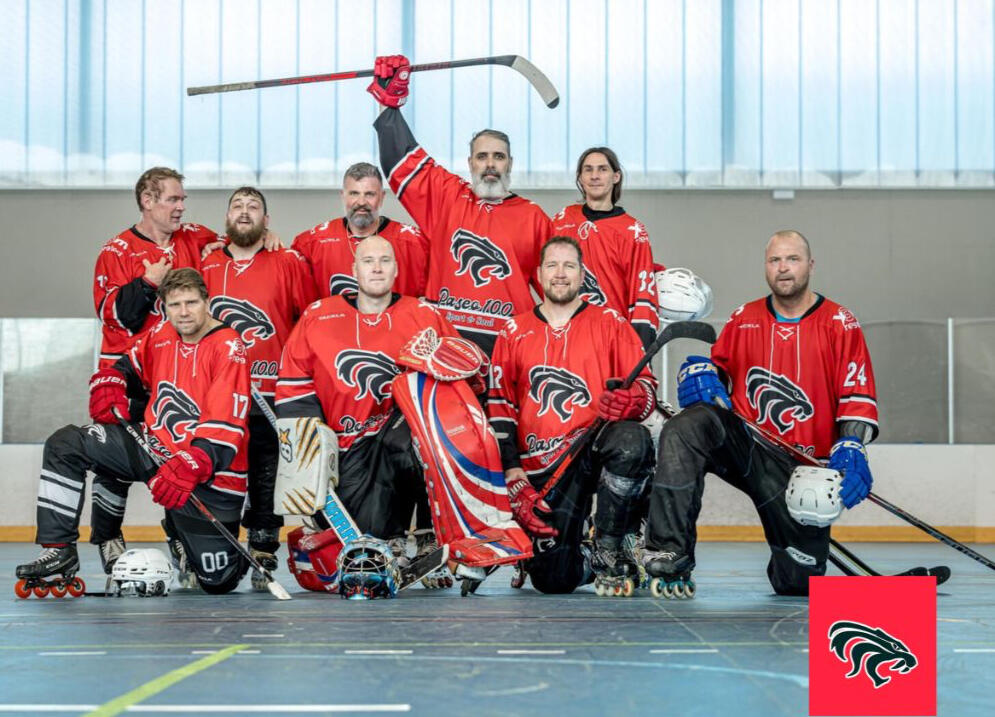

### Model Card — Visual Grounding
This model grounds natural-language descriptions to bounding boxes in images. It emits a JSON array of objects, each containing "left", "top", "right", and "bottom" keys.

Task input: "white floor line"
[
  {"left": 37, "top": 651, "right": 107, "bottom": 656},
  {"left": 344, "top": 649, "right": 413, "bottom": 655},
  {"left": 241, "top": 634, "right": 284, "bottom": 638},
  {"left": 237, "top": 650, "right": 261, "bottom": 654},
  {"left": 496, "top": 649, "right": 565, "bottom": 655},
  {"left": 190, "top": 650, "right": 218, "bottom": 655},
  {"left": 0, "top": 706, "right": 410, "bottom": 713},
  {"left": 953, "top": 648, "right": 995, "bottom": 653},
  {"left": 648, "top": 648, "right": 719, "bottom": 654}
]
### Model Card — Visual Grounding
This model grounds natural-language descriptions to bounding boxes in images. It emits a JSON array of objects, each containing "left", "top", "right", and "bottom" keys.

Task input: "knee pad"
[
  {"left": 600, "top": 422, "right": 654, "bottom": 476},
  {"left": 198, "top": 555, "right": 249, "bottom": 594},
  {"left": 600, "top": 470, "right": 648, "bottom": 501}
]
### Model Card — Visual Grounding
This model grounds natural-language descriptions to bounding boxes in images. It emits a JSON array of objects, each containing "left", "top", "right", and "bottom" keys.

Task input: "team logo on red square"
[{"left": 809, "top": 576, "right": 936, "bottom": 716}]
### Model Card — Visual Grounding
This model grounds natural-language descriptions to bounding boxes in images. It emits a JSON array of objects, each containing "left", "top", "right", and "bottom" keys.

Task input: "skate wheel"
[
  {"left": 33, "top": 585, "right": 50, "bottom": 598},
  {"left": 672, "top": 581, "right": 685, "bottom": 599},
  {"left": 683, "top": 581, "right": 696, "bottom": 599},
  {"left": 594, "top": 581, "right": 606, "bottom": 597},
  {"left": 67, "top": 578, "right": 85, "bottom": 597},
  {"left": 50, "top": 583, "right": 68, "bottom": 598},
  {"left": 621, "top": 579, "right": 635, "bottom": 597},
  {"left": 649, "top": 578, "right": 665, "bottom": 598},
  {"left": 612, "top": 583, "right": 624, "bottom": 597},
  {"left": 14, "top": 579, "right": 31, "bottom": 599}
]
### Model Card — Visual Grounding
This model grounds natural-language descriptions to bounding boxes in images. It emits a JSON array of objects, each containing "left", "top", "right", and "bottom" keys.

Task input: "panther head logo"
[
  {"left": 528, "top": 366, "right": 591, "bottom": 422},
  {"left": 334, "top": 350, "right": 401, "bottom": 403},
  {"left": 828, "top": 620, "right": 918, "bottom": 688},
  {"left": 745, "top": 366, "right": 814, "bottom": 434},
  {"left": 150, "top": 382, "right": 200, "bottom": 443},
  {"left": 209, "top": 296, "right": 275, "bottom": 348},
  {"left": 580, "top": 266, "right": 607, "bottom": 305},
  {"left": 329, "top": 273, "right": 359, "bottom": 296},
  {"left": 450, "top": 228, "right": 512, "bottom": 287},
  {"left": 277, "top": 428, "right": 293, "bottom": 463}
]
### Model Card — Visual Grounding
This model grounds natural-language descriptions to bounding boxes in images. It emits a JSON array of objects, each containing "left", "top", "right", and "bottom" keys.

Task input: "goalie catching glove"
[
  {"left": 147, "top": 446, "right": 212, "bottom": 510},
  {"left": 505, "top": 470, "right": 558, "bottom": 539},
  {"left": 397, "top": 327, "right": 488, "bottom": 392},
  {"left": 89, "top": 367, "right": 129, "bottom": 423},
  {"left": 367, "top": 54, "right": 411, "bottom": 108}
]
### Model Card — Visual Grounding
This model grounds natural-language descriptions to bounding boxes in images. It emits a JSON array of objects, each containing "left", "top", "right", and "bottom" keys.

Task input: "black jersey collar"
[
  {"left": 533, "top": 300, "right": 589, "bottom": 324},
  {"left": 342, "top": 216, "right": 391, "bottom": 238},
  {"left": 344, "top": 292, "right": 403, "bottom": 311},
  {"left": 765, "top": 293, "right": 825, "bottom": 321},
  {"left": 581, "top": 204, "right": 625, "bottom": 221}
]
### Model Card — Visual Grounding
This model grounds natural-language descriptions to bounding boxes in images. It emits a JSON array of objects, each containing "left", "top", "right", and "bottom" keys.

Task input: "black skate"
[
  {"left": 248, "top": 528, "right": 280, "bottom": 592},
  {"left": 591, "top": 536, "right": 640, "bottom": 598},
  {"left": 642, "top": 549, "right": 695, "bottom": 599},
  {"left": 98, "top": 533, "right": 127, "bottom": 574},
  {"left": 413, "top": 530, "right": 453, "bottom": 590},
  {"left": 15, "top": 544, "right": 85, "bottom": 599}
]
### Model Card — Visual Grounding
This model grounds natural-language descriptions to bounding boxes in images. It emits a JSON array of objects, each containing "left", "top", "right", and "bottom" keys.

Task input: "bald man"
[{"left": 642, "top": 230, "right": 879, "bottom": 597}]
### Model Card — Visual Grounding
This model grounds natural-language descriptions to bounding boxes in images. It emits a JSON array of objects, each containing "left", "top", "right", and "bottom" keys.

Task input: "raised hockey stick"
[
  {"left": 112, "top": 409, "right": 292, "bottom": 600},
  {"left": 539, "top": 320, "right": 717, "bottom": 500},
  {"left": 735, "top": 409, "right": 995, "bottom": 573},
  {"left": 188, "top": 55, "right": 560, "bottom": 108},
  {"left": 248, "top": 385, "right": 361, "bottom": 543},
  {"left": 828, "top": 536, "right": 951, "bottom": 584}
]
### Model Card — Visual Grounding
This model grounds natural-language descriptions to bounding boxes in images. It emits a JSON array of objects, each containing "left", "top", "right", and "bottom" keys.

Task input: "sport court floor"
[{"left": 0, "top": 541, "right": 991, "bottom": 716}]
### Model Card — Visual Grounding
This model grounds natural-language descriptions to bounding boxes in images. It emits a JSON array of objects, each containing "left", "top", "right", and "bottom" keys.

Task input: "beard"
[
  {"left": 769, "top": 273, "right": 810, "bottom": 299},
  {"left": 545, "top": 283, "right": 580, "bottom": 305},
  {"left": 347, "top": 205, "right": 378, "bottom": 231},
  {"left": 225, "top": 216, "right": 266, "bottom": 247},
  {"left": 472, "top": 169, "right": 511, "bottom": 200}
]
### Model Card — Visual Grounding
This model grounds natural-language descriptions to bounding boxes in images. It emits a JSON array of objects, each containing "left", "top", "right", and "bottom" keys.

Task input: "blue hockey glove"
[
  {"left": 829, "top": 438, "right": 873, "bottom": 509},
  {"left": 676, "top": 355, "right": 730, "bottom": 409}
]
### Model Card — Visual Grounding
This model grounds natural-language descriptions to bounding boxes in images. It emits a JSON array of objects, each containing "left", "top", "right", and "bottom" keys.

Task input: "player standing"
[
  {"left": 488, "top": 236, "right": 657, "bottom": 595},
  {"left": 17, "top": 268, "right": 252, "bottom": 594},
  {"left": 643, "top": 230, "right": 879, "bottom": 597},
  {"left": 552, "top": 147, "right": 659, "bottom": 348},
  {"left": 201, "top": 187, "right": 317, "bottom": 588},
  {"left": 292, "top": 162, "right": 429, "bottom": 298},
  {"left": 368, "top": 55, "right": 551, "bottom": 355}
]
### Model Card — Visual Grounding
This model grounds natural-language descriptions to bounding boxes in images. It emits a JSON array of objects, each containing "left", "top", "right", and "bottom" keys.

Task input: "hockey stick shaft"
[
  {"left": 539, "top": 320, "right": 717, "bottom": 498},
  {"left": 188, "top": 54, "right": 560, "bottom": 108},
  {"left": 112, "top": 409, "right": 292, "bottom": 599},
  {"left": 735, "top": 410, "right": 995, "bottom": 572},
  {"left": 248, "top": 385, "right": 361, "bottom": 541}
]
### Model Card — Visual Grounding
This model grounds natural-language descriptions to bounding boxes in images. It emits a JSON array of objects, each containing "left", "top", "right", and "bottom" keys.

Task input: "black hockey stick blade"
[
  {"left": 398, "top": 544, "right": 450, "bottom": 591},
  {"left": 894, "top": 565, "right": 952, "bottom": 585}
]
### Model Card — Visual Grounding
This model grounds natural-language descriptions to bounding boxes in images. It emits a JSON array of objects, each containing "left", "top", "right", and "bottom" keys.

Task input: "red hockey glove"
[
  {"left": 597, "top": 379, "right": 654, "bottom": 422},
  {"left": 88, "top": 367, "right": 129, "bottom": 424},
  {"left": 367, "top": 55, "right": 411, "bottom": 108},
  {"left": 506, "top": 470, "right": 558, "bottom": 539},
  {"left": 148, "top": 447, "right": 213, "bottom": 510}
]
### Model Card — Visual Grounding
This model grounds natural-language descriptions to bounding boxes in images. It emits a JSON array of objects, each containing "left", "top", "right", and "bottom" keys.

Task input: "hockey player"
[
  {"left": 552, "top": 147, "right": 659, "bottom": 348},
  {"left": 643, "top": 230, "right": 879, "bottom": 597},
  {"left": 488, "top": 236, "right": 657, "bottom": 595},
  {"left": 292, "top": 162, "right": 429, "bottom": 298},
  {"left": 275, "top": 236, "right": 472, "bottom": 569},
  {"left": 17, "top": 268, "right": 252, "bottom": 594},
  {"left": 368, "top": 55, "right": 552, "bottom": 355},
  {"left": 201, "top": 187, "right": 317, "bottom": 589}
]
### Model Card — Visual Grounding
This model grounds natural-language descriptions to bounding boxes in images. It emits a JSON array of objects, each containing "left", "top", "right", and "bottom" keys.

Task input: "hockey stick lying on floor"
[
  {"left": 538, "top": 320, "right": 718, "bottom": 500},
  {"left": 828, "top": 537, "right": 951, "bottom": 584},
  {"left": 112, "top": 408, "right": 292, "bottom": 600},
  {"left": 733, "top": 410, "right": 992, "bottom": 572},
  {"left": 188, "top": 55, "right": 560, "bottom": 108}
]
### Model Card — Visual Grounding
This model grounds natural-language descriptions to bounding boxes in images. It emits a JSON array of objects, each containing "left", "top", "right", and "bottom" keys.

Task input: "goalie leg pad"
[
  {"left": 274, "top": 417, "right": 339, "bottom": 516},
  {"left": 785, "top": 465, "right": 843, "bottom": 527},
  {"left": 286, "top": 526, "right": 342, "bottom": 593},
  {"left": 391, "top": 372, "right": 533, "bottom": 567}
]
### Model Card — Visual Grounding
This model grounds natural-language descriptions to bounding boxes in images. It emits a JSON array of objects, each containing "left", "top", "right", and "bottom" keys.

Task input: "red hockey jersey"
[
  {"left": 375, "top": 109, "right": 552, "bottom": 354},
  {"left": 487, "top": 303, "right": 657, "bottom": 477},
  {"left": 201, "top": 246, "right": 317, "bottom": 400},
  {"left": 551, "top": 203, "right": 659, "bottom": 347},
  {"left": 711, "top": 295, "right": 879, "bottom": 459},
  {"left": 94, "top": 223, "right": 217, "bottom": 366},
  {"left": 122, "top": 321, "right": 251, "bottom": 496},
  {"left": 291, "top": 216, "right": 429, "bottom": 298},
  {"left": 275, "top": 295, "right": 459, "bottom": 451}
]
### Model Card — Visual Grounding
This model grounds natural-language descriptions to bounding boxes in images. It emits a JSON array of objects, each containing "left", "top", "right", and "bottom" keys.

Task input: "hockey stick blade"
[
  {"left": 112, "top": 408, "right": 292, "bottom": 600},
  {"left": 398, "top": 544, "right": 450, "bottom": 591},
  {"left": 188, "top": 54, "right": 560, "bottom": 108}
]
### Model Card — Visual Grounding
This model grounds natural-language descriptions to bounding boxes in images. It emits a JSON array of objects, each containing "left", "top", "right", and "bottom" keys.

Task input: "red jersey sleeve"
[
  {"left": 189, "top": 336, "right": 250, "bottom": 472},
  {"left": 486, "top": 324, "right": 524, "bottom": 469},
  {"left": 609, "top": 310, "right": 658, "bottom": 396},
  {"left": 275, "top": 306, "right": 323, "bottom": 419},
  {"left": 831, "top": 307, "right": 879, "bottom": 438},
  {"left": 94, "top": 236, "right": 158, "bottom": 336},
  {"left": 287, "top": 249, "right": 319, "bottom": 315},
  {"left": 626, "top": 221, "right": 660, "bottom": 340}
]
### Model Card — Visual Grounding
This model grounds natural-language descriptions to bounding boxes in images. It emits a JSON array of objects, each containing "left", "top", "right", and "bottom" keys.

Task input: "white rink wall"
[{"left": 1, "top": 444, "right": 992, "bottom": 533}]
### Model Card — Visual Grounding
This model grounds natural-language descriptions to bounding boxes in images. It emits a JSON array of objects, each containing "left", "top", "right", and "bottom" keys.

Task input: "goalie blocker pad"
[
  {"left": 391, "top": 371, "right": 533, "bottom": 567},
  {"left": 286, "top": 526, "right": 343, "bottom": 593},
  {"left": 274, "top": 417, "right": 339, "bottom": 516},
  {"left": 785, "top": 465, "right": 843, "bottom": 527}
]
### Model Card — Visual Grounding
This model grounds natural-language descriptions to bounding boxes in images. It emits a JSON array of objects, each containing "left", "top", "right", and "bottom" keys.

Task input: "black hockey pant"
[
  {"left": 240, "top": 413, "right": 281, "bottom": 552},
  {"left": 646, "top": 404, "right": 830, "bottom": 596},
  {"left": 36, "top": 422, "right": 247, "bottom": 592},
  {"left": 336, "top": 411, "right": 430, "bottom": 541},
  {"left": 525, "top": 420, "right": 654, "bottom": 595}
]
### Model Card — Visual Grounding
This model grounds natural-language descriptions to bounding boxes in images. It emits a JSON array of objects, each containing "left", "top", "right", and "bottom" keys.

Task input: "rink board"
[{"left": 0, "top": 541, "right": 992, "bottom": 716}]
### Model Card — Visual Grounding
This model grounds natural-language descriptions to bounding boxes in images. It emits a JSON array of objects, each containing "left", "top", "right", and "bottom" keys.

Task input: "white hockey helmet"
[
  {"left": 785, "top": 465, "right": 843, "bottom": 528},
  {"left": 111, "top": 548, "right": 172, "bottom": 596},
  {"left": 656, "top": 266, "right": 714, "bottom": 322}
]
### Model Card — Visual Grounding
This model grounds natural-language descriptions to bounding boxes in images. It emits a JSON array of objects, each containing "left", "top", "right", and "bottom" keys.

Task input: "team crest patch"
[
  {"left": 809, "top": 576, "right": 935, "bottom": 716},
  {"left": 580, "top": 267, "right": 607, "bottom": 305},
  {"left": 150, "top": 382, "right": 200, "bottom": 443},
  {"left": 450, "top": 228, "right": 511, "bottom": 287},
  {"left": 527, "top": 366, "right": 591, "bottom": 422},
  {"left": 745, "top": 366, "right": 814, "bottom": 434},
  {"left": 328, "top": 273, "right": 359, "bottom": 296},
  {"left": 210, "top": 296, "right": 275, "bottom": 348},
  {"left": 334, "top": 350, "right": 401, "bottom": 403}
]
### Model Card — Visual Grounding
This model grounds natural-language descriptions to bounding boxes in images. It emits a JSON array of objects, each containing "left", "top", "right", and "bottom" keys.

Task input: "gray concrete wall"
[{"left": 1, "top": 188, "right": 993, "bottom": 321}]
